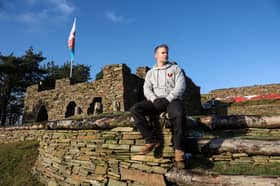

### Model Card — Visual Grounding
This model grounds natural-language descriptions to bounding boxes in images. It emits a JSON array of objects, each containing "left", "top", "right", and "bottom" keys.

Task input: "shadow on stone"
[{"left": 149, "top": 115, "right": 164, "bottom": 158}]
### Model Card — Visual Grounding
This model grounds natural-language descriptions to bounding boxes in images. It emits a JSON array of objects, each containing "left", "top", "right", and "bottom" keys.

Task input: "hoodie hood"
[{"left": 153, "top": 62, "right": 172, "bottom": 70}]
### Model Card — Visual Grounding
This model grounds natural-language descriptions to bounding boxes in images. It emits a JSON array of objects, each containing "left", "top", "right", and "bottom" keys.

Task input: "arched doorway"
[
  {"left": 36, "top": 106, "right": 48, "bottom": 122},
  {"left": 87, "top": 97, "right": 102, "bottom": 115},
  {"left": 65, "top": 101, "right": 76, "bottom": 118}
]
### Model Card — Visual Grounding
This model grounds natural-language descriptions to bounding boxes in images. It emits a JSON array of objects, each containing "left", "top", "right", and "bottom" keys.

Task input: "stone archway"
[
  {"left": 65, "top": 101, "right": 76, "bottom": 118},
  {"left": 36, "top": 105, "right": 48, "bottom": 122},
  {"left": 87, "top": 97, "right": 102, "bottom": 115}
]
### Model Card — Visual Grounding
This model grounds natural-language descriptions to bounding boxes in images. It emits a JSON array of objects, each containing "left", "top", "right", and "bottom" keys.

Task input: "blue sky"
[{"left": 0, "top": 0, "right": 280, "bottom": 93}]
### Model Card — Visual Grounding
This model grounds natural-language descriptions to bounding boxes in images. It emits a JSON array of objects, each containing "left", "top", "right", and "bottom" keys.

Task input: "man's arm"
[
  {"left": 143, "top": 71, "right": 157, "bottom": 102},
  {"left": 166, "top": 67, "right": 186, "bottom": 102}
]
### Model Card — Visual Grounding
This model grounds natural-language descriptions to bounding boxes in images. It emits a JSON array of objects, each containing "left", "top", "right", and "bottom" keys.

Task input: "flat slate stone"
[
  {"left": 120, "top": 167, "right": 166, "bottom": 186},
  {"left": 108, "top": 179, "right": 127, "bottom": 186}
]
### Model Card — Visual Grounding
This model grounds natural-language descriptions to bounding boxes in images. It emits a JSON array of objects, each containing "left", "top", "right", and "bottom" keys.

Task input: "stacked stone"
[
  {"left": 24, "top": 64, "right": 143, "bottom": 123},
  {"left": 202, "top": 83, "right": 280, "bottom": 116},
  {"left": 135, "top": 67, "right": 150, "bottom": 79},
  {"left": 227, "top": 103, "right": 280, "bottom": 115},
  {"left": 1, "top": 113, "right": 280, "bottom": 186},
  {"left": 32, "top": 127, "right": 174, "bottom": 186},
  {"left": 202, "top": 97, "right": 280, "bottom": 116},
  {"left": 208, "top": 152, "right": 280, "bottom": 164},
  {"left": 208, "top": 83, "right": 280, "bottom": 98},
  {"left": 0, "top": 129, "right": 44, "bottom": 144}
]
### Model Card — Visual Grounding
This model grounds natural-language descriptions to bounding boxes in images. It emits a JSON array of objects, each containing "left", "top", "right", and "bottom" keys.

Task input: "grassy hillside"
[{"left": 0, "top": 141, "right": 43, "bottom": 186}]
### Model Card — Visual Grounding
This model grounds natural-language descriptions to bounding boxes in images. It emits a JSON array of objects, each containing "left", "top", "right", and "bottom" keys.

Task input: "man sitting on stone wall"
[{"left": 130, "top": 44, "right": 186, "bottom": 168}]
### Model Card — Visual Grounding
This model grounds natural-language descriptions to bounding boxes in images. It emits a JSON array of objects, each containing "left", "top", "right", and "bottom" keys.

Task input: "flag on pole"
[{"left": 68, "top": 17, "right": 76, "bottom": 61}]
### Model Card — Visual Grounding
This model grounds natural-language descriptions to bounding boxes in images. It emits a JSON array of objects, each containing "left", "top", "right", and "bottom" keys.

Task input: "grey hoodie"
[{"left": 143, "top": 62, "right": 186, "bottom": 102}]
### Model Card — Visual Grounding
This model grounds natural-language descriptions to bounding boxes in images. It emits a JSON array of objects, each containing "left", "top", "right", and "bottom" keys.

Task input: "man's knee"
[
  {"left": 170, "top": 110, "right": 185, "bottom": 120},
  {"left": 130, "top": 102, "right": 146, "bottom": 115},
  {"left": 130, "top": 104, "right": 139, "bottom": 114},
  {"left": 167, "top": 100, "right": 185, "bottom": 118}
]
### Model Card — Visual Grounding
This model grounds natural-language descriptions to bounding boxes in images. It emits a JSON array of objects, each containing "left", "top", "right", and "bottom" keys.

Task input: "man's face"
[{"left": 155, "top": 47, "right": 168, "bottom": 64}]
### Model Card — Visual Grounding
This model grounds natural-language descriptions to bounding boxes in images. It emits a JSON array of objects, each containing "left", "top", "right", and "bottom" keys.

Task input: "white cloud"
[
  {"left": 18, "top": 9, "right": 48, "bottom": 24},
  {"left": 0, "top": 0, "right": 75, "bottom": 26},
  {"left": 48, "top": 0, "right": 74, "bottom": 15},
  {"left": 105, "top": 10, "right": 134, "bottom": 23}
]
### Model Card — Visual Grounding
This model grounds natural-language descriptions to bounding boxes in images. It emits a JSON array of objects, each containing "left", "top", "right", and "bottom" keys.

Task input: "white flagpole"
[{"left": 70, "top": 59, "right": 73, "bottom": 78}]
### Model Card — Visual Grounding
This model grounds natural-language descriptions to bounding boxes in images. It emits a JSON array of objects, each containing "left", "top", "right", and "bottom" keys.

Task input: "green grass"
[
  {"left": 0, "top": 141, "right": 43, "bottom": 186},
  {"left": 188, "top": 156, "right": 280, "bottom": 176}
]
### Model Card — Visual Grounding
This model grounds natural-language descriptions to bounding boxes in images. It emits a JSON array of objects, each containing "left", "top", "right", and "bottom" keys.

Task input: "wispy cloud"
[
  {"left": 18, "top": 10, "right": 49, "bottom": 25},
  {"left": 0, "top": 0, "right": 75, "bottom": 27},
  {"left": 105, "top": 10, "right": 134, "bottom": 23},
  {"left": 48, "top": 0, "right": 74, "bottom": 16}
]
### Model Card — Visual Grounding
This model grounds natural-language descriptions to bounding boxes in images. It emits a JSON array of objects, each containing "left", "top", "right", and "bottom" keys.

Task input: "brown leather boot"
[
  {"left": 175, "top": 149, "right": 185, "bottom": 161},
  {"left": 174, "top": 149, "right": 185, "bottom": 169},
  {"left": 140, "top": 143, "right": 160, "bottom": 154}
]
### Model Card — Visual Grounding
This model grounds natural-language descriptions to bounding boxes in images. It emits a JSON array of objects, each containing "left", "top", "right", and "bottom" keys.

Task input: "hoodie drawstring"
[
  {"left": 156, "top": 69, "right": 159, "bottom": 88},
  {"left": 165, "top": 70, "right": 167, "bottom": 95}
]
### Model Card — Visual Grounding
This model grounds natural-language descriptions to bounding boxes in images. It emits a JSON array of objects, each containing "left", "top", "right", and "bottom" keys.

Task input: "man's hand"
[{"left": 153, "top": 98, "right": 169, "bottom": 112}]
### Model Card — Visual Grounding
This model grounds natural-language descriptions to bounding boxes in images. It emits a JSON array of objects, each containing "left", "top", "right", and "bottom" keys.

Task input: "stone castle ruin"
[{"left": 23, "top": 64, "right": 201, "bottom": 123}]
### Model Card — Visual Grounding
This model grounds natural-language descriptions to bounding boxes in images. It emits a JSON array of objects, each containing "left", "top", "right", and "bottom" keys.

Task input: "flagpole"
[{"left": 70, "top": 59, "right": 73, "bottom": 78}]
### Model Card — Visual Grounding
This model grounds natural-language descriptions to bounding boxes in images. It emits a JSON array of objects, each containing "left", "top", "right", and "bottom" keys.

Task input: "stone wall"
[
  {"left": 226, "top": 103, "right": 280, "bottom": 116},
  {"left": 184, "top": 76, "right": 201, "bottom": 115},
  {"left": 23, "top": 64, "right": 143, "bottom": 123},
  {"left": 202, "top": 83, "right": 280, "bottom": 115},
  {"left": 0, "top": 124, "right": 175, "bottom": 186},
  {"left": 208, "top": 83, "right": 280, "bottom": 98},
  {"left": 0, "top": 114, "right": 279, "bottom": 186},
  {"left": 0, "top": 129, "right": 43, "bottom": 144},
  {"left": 36, "top": 128, "right": 174, "bottom": 186}
]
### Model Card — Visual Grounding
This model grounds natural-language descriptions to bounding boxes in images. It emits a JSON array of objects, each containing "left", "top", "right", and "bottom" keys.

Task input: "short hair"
[{"left": 154, "top": 44, "right": 169, "bottom": 53}]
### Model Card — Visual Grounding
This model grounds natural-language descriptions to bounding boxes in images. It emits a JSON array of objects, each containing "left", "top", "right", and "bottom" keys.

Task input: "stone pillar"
[
  {"left": 55, "top": 78, "right": 70, "bottom": 90},
  {"left": 136, "top": 66, "right": 150, "bottom": 79},
  {"left": 112, "top": 101, "right": 121, "bottom": 112},
  {"left": 94, "top": 102, "right": 102, "bottom": 115}
]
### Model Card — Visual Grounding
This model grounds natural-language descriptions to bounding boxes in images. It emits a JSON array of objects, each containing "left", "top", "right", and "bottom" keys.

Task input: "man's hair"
[{"left": 154, "top": 44, "right": 169, "bottom": 53}]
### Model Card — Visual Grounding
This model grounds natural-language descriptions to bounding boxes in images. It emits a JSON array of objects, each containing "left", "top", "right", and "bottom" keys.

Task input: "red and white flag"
[{"left": 68, "top": 17, "right": 76, "bottom": 60}]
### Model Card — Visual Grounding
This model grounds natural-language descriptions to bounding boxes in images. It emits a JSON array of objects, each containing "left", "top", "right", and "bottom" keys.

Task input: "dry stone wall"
[
  {"left": 23, "top": 64, "right": 143, "bottom": 123},
  {"left": 0, "top": 123, "right": 175, "bottom": 186},
  {"left": 0, "top": 129, "right": 43, "bottom": 144},
  {"left": 209, "top": 83, "right": 280, "bottom": 98},
  {"left": 227, "top": 103, "right": 280, "bottom": 115},
  {"left": 35, "top": 128, "right": 173, "bottom": 186},
  {"left": 1, "top": 114, "right": 280, "bottom": 185},
  {"left": 202, "top": 83, "right": 280, "bottom": 115}
]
